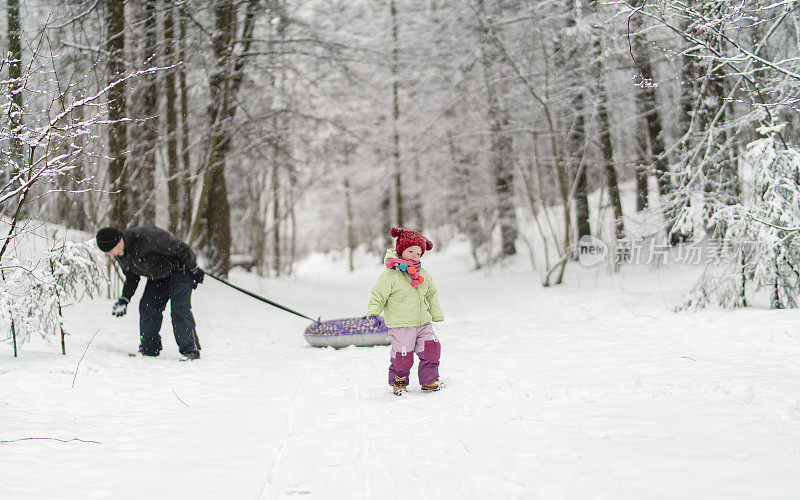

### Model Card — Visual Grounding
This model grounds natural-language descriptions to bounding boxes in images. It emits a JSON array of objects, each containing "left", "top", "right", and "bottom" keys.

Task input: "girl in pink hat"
[{"left": 367, "top": 227, "right": 444, "bottom": 395}]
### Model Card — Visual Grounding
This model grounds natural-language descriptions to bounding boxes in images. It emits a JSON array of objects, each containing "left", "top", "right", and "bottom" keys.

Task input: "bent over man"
[{"left": 96, "top": 225, "right": 204, "bottom": 360}]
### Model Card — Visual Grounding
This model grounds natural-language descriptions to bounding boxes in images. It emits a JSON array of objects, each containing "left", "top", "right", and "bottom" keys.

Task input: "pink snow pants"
[{"left": 388, "top": 322, "right": 441, "bottom": 386}]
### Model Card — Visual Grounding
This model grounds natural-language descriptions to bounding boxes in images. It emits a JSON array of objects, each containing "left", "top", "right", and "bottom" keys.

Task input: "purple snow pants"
[{"left": 388, "top": 322, "right": 441, "bottom": 386}]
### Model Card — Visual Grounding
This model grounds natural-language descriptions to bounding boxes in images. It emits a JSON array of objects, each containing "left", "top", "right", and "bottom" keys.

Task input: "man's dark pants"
[{"left": 138, "top": 269, "right": 200, "bottom": 356}]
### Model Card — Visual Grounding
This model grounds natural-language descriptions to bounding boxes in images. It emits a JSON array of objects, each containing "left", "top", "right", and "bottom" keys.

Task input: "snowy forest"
[
  {"left": 4, "top": 1, "right": 800, "bottom": 498},
  {"left": 0, "top": 0, "right": 795, "bottom": 288}
]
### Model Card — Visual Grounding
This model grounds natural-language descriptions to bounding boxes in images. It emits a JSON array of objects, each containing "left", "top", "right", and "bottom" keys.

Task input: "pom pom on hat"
[{"left": 391, "top": 227, "right": 433, "bottom": 257}]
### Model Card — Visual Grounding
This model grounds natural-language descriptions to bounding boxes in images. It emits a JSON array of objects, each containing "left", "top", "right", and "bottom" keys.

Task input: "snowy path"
[{"left": 3, "top": 255, "right": 800, "bottom": 499}]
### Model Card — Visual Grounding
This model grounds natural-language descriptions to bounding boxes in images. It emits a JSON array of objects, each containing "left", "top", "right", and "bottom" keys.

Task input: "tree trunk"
[
  {"left": 492, "top": 129, "right": 518, "bottom": 256},
  {"left": 54, "top": 53, "right": 89, "bottom": 231},
  {"left": 67, "top": 84, "right": 89, "bottom": 230},
  {"left": 6, "top": 0, "right": 24, "bottom": 175},
  {"left": 164, "top": 0, "right": 180, "bottom": 234},
  {"left": 344, "top": 176, "right": 355, "bottom": 272},
  {"left": 390, "top": 0, "right": 404, "bottom": 227},
  {"left": 630, "top": 2, "right": 672, "bottom": 223},
  {"left": 128, "top": 0, "right": 158, "bottom": 225},
  {"left": 694, "top": 3, "right": 738, "bottom": 237},
  {"left": 205, "top": 161, "right": 232, "bottom": 275},
  {"left": 289, "top": 168, "right": 297, "bottom": 274},
  {"left": 289, "top": 209, "right": 297, "bottom": 273},
  {"left": 178, "top": 5, "right": 193, "bottom": 236},
  {"left": 478, "top": 11, "right": 517, "bottom": 257},
  {"left": 343, "top": 143, "right": 355, "bottom": 272},
  {"left": 590, "top": 13, "right": 624, "bottom": 242},
  {"left": 412, "top": 157, "right": 424, "bottom": 230},
  {"left": 191, "top": 0, "right": 259, "bottom": 275},
  {"left": 380, "top": 188, "right": 392, "bottom": 250},
  {"left": 195, "top": 26, "right": 234, "bottom": 273},
  {"left": 193, "top": 0, "right": 235, "bottom": 273},
  {"left": 572, "top": 112, "right": 592, "bottom": 239},
  {"left": 106, "top": 0, "right": 128, "bottom": 228},
  {"left": 562, "top": 0, "right": 591, "bottom": 241},
  {"left": 635, "top": 164, "right": 648, "bottom": 212},
  {"left": 379, "top": 138, "right": 392, "bottom": 251},
  {"left": 530, "top": 3, "right": 571, "bottom": 284},
  {"left": 270, "top": 160, "right": 280, "bottom": 277},
  {"left": 596, "top": 84, "right": 625, "bottom": 241},
  {"left": 252, "top": 168, "right": 267, "bottom": 274},
  {"left": 11, "top": 318, "right": 18, "bottom": 358},
  {"left": 669, "top": 2, "right": 699, "bottom": 243},
  {"left": 446, "top": 131, "right": 487, "bottom": 267}
]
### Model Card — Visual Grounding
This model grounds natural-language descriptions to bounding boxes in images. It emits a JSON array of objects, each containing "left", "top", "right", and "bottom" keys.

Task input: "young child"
[{"left": 367, "top": 227, "right": 444, "bottom": 395}]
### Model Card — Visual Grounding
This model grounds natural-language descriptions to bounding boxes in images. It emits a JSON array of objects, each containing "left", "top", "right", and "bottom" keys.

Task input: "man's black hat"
[{"left": 96, "top": 227, "right": 122, "bottom": 252}]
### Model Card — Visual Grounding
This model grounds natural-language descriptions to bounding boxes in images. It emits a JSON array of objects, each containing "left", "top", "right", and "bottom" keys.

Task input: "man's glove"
[
  {"left": 112, "top": 297, "right": 129, "bottom": 317},
  {"left": 367, "top": 315, "right": 382, "bottom": 329},
  {"left": 190, "top": 267, "right": 205, "bottom": 289}
]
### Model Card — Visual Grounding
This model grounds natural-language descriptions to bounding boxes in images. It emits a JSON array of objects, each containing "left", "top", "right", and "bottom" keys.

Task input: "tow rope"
[{"left": 207, "top": 272, "right": 319, "bottom": 322}]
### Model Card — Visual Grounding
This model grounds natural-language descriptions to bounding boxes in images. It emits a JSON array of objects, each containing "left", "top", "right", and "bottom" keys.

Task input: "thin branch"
[
  {"left": 0, "top": 437, "right": 101, "bottom": 445},
  {"left": 44, "top": 0, "right": 101, "bottom": 30},
  {"left": 639, "top": 2, "right": 800, "bottom": 82},
  {"left": 0, "top": 188, "right": 30, "bottom": 263},
  {"left": 72, "top": 329, "right": 100, "bottom": 388},
  {"left": 59, "top": 40, "right": 110, "bottom": 57},
  {"left": 746, "top": 213, "right": 800, "bottom": 232},
  {"left": 172, "top": 389, "right": 190, "bottom": 407}
]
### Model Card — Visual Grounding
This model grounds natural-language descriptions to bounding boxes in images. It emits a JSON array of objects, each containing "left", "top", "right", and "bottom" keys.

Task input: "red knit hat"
[{"left": 391, "top": 227, "right": 433, "bottom": 258}]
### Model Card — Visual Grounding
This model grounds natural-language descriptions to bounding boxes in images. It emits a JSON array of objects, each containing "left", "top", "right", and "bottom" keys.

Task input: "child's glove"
[
  {"left": 367, "top": 315, "right": 382, "bottom": 329},
  {"left": 190, "top": 267, "right": 205, "bottom": 288},
  {"left": 112, "top": 297, "right": 129, "bottom": 317}
]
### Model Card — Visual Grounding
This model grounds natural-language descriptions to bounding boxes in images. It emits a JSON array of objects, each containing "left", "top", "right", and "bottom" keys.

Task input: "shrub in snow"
[
  {"left": 677, "top": 131, "right": 800, "bottom": 310},
  {"left": 1, "top": 240, "right": 105, "bottom": 356}
]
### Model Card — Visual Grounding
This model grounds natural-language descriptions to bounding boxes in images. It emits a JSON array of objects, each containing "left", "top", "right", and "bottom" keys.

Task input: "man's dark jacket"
[{"left": 115, "top": 226, "right": 197, "bottom": 300}]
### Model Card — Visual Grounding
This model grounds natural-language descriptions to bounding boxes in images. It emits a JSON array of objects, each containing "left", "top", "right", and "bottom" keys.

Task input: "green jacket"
[{"left": 367, "top": 249, "right": 444, "bottom": 328}]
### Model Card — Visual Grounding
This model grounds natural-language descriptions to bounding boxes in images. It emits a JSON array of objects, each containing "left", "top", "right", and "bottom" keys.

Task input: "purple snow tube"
[{"left": 304, "top": 316, "right": 390, "bottom": 348}]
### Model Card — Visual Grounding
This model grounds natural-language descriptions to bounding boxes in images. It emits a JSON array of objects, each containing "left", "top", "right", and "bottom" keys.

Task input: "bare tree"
[
  {"left": 105, "top": 0, "right": 128, "bottom": 228},
  {"left": 1, "top": 56, "right": 139, "bottom": 263},
  {"left": 6, "top": 0, "right": 24, "bottom": 177},
  {"left": 555, "top": 0, "right": 591, "bottom": 242},
  {"left": 475, "top": 0, "right": 518, "bottom": 257},
  {"left": 627, "top": 1, "right": 671, "bottom": 219},
  {"left": 189, "top": 0, "right": 260, "bottom": 275},
  {"left": 127, "top": 0, "right": 158, "bottom": 225},
  {"left": 390, "top": 0, "right": 404, "bottom": 228},
  {"left": 589, "top": 1, "right": 625, "bottom": 242},
  {"left": 342, "top": 142, "right": 356, "bottom": 271},
  {"left": 178, "top": 4, "right": 193, "bottom": 236},
  {"left": 163, "top": 0, "right": 181, "bottom": 234}
]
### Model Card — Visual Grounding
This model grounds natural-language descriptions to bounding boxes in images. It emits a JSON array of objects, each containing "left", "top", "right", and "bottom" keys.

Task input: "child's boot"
[
  {"left": 392, "top": 376, "right": 408, "bottom": 395},
  {"left": 421, "top": 380, "right": 441, "bottom": 392}
]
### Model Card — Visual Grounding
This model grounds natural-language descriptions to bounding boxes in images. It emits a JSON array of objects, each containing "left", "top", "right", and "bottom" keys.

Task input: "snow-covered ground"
[{"left": 3, "top": 242, "right": 800, "bottom": 499}]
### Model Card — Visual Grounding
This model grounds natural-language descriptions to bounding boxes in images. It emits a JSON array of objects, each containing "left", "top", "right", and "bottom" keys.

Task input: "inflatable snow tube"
[{"left": 304, "top": 316, "right": 390, "bottom": 348}]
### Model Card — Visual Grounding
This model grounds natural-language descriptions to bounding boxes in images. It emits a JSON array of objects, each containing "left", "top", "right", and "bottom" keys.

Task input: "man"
[{"left": 96, "top": 225, "right": 204, "bottom": 360}]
